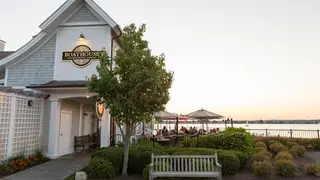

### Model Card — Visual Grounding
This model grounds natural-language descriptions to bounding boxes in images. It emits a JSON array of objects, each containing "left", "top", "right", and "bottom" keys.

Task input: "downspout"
[
  {"left": 110, "top": 25, "right": 122, "bottom": 70},
  {"left": 110, "top": 25, "right": 122, "bottom": 142}
]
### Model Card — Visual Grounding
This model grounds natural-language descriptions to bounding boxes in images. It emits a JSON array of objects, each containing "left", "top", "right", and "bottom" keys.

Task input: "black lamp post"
[
  {"left": 224, "top": 117, "right": 233, "bottom": 129},
  {"left": 227, "top": 117, "right": 233, "bottom": 128},
  {"left": 175, "top": 115, "right": 179, "bottom": 133}
]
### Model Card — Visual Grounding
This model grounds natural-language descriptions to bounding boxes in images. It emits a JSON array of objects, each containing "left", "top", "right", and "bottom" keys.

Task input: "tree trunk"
[{"left": 121, "top": 125, "right": 131, "bottom": 175}]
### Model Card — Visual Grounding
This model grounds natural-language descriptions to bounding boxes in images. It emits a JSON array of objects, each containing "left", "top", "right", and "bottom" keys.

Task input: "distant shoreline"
[{"left": 160, "top": 120, "right": 320, "bottom": 124}]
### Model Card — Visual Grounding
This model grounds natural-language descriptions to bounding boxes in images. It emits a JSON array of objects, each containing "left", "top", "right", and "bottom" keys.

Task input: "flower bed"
[{"left": 0, "top": 151, "right": 50, "bottom": 178}]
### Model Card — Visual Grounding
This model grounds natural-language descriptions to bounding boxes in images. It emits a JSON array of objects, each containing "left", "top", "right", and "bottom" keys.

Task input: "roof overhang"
[{"left": 26, "top": 80, "right": 88, "bottom": 89}]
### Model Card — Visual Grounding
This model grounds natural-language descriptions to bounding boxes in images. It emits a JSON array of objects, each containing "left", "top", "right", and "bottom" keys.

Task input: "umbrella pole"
[{"left": 175, "top": 116, "right": 179, "bottom": 134}]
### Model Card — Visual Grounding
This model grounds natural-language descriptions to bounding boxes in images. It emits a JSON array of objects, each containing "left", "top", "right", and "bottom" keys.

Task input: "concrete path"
[{"left": 2, "top": 154, "right": 90, "bottom": 180}]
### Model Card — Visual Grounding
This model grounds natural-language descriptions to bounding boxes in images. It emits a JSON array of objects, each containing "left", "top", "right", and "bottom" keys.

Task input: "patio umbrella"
[
  {"left": 153, "top": 111, "right": 178, "bottom": 131},
  {"left": 186, "top": 108, "right": 224, "bottom": 119},
  {"left": 186, "top": 108, "right": 224, "bottom": 131},
  {"left": 154, "top": 111, "right": 177, "bottom": 119}
]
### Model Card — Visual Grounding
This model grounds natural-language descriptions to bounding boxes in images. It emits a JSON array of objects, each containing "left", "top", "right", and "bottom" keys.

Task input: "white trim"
[
  {"left": 39, "top": 99, "right": 45, "bottom": 151},
  {"left": 4, "top": 68, "right": 8, "bottom": 86},
  {"left": 0, "top": 32, "right": 46, "bottom": 66},
  {"left": 40, "top": 0, "right": 119, "bottom": 32},
  {"left": 47, "top": 99, "right": 61, "bottom": 158},
  {"left": 86, "top": 0, "right": 118, "bottom": 29},
  {"left": 59, "top": 4, "right": 83, "bottom": 26},
  {"left": 39, "top": 0, "right": 75, "bottom": 29},
  {"left": 61, "top": 108, "right": 75, "bottom": 111},
  {"left": 62, "top": 22, "right": 107, "bottom": 26},
  {"left": 7, "top": 96, "right": 17, "bottom": 158},
  {"left": 79, "top": 104, "right": 84, "bottom": 136}
]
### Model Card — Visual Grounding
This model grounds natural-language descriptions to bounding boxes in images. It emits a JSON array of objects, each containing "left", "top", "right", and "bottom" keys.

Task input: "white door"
[
  {"left": 59, "top": 110, "right": 72, "bottom": 156},
  {"left": 84, "top": 113, "right": 92, "bottom": 135}
]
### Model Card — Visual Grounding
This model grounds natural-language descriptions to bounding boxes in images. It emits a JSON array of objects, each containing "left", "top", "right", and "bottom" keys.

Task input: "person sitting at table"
[
  {"left": 180, "top": 126, "right": 185, "bottom": 132},
  {"left": 193, "top": 127, "right": 198, "bottom": 134},
  {"left": 156, "top": 129, "right": 162, "bottom": 136},
  {"left": 163, "top": 129, "right": 169, "bottom": 137}
]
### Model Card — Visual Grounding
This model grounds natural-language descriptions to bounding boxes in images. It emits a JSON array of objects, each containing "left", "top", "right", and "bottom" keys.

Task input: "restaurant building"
[{"left": 0, "top": 0, "right": 121, "bottom": 160}]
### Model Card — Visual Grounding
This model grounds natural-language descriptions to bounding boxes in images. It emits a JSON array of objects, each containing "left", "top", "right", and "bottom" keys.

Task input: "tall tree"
[{"left": 88, "top": 24, "right": 174, "bottom": 175}]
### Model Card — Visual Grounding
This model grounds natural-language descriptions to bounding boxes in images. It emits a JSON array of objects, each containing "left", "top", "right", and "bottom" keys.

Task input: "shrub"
[
  {"left": 251, "top": 151, "right": 272, "bottom": 162},
  {"left": 311, "top": 139, "right": 320, "bottom": 150},
  {"left": 137, "top": 137, "right": 162, "bottom": 149},
  {"left": 275, "top": 159, "right": 296, "bottom": 176},
  {"left": 218, "top": 151, "right": 241, "bottom": 175},
  {"left": 252, "top": 160, "right": 273, "bottom": 177},
  {"left": 174, "top": 148, "right": 240, "bottom": 175},
  {"left": 268, "top": 140, "right": 278, "bottom": 147},
  {"left": 270, "top": 142, "right": 288, "bottom": 154},
  {"left": 295, "top": 138, "right": 312, "bottom": 148},
  {"left": 230, "top": 151, "right": 249, "bottom": 169},
  {"left": 87, "top": 158, "right": 116, "bottom": 179},
  {"left": 162, "top": 148, "right": 181, "bottom": 155},
  {"left": 253, "top": 147, "right": 268, "bottom": 153},
  {"left": 0, "top": 165, "right": 10, "bottom": 177},
  {"left": 286, "top": 141, "right": 299, "bottom": 149},
  {"left": 181, "top": 128, "right": 253, "bottom": 155},
  {"left": 289, "top": 148, "right": 298, "bottom": 158},
  {"left": 91, "top": 147, "right": 124, "bottom": 172},
  {"left": 128, "top": 146, "right": 168, "bottom": 174},
  {"left": 304, "top": 163, "right": 315, "bottom": 175},
  {"left": 290, "top": 145, "right": 306, "bottom": 157},
  {"left": 143, "top": 164, "right": 170, "bottom": 180},
  {"left": 275, "top": 151, "right": 294, "bottom": 161},
  {"left": 255, "top": 142, "right": 267, "bottom": 149},
  {"left": 314, "top": 162, "right": 320, "bottom": 177}
]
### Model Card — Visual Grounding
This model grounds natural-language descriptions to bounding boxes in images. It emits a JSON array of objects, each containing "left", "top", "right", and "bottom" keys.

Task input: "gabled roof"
[
  {"left": 40, "top": 0, "right": 121, "bottom": 34},
  {"left": 0, "top": 0, "right": 121, "bottom": 67}
]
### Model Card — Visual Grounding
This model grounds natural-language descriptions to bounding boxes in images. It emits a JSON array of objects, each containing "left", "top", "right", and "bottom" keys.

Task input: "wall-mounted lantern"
[
  {"left": 28, "top": 100, "right": 34, "bottom": 107},
  {"left": 78, "top": 33, "right": 85, "bottom": 41}
]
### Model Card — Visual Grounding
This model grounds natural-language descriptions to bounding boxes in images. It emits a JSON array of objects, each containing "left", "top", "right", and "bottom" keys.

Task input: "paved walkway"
[{"left": 2, "top": 153, "right": 90, "bottom": 180}]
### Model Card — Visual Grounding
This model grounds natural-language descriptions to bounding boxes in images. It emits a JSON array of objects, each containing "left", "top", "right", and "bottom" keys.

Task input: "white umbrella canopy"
[
  {"left": 154, "top": 111, "right": 177, "bottom": 119},
  {"left": 186, "top": 108, "right": 224, "bottom": 120}
]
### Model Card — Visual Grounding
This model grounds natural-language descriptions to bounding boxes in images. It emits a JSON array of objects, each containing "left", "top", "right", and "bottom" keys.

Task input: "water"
[{"left": 152, "top": 123, "right": 320, "bottom": 138}]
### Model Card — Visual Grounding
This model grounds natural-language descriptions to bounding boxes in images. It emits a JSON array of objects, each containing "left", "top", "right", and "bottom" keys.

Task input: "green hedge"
[
  {"left": 91, "top": 146, "right": 167, "bottom": 174},
  {"left": 180, "top": 128, "right": 253, "bottom": 155},
  {"left": 91, "top": 147, "right": 124, "bottom": 172},
  {"left": 173, "top": 148, "right": 241, "bottom": 175},
  {"left": 87, "top": 157, "right": 116, "bottom": 179}
]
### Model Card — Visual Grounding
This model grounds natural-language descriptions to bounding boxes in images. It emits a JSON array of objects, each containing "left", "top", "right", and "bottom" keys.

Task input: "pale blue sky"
[{"left": 1, "top": 0, "right": 320, "bottom": 120}]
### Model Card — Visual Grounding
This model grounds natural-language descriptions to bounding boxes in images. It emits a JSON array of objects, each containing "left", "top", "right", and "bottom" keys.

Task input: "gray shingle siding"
[
  {"left": 7, "top": 34, "right": 56, "bottom": 87},
  {"left": 66, "top": 6, "right": 100, "bottom": 23},
  {"left": 42, "top": 100, "right": 51, "bottom": 155}
]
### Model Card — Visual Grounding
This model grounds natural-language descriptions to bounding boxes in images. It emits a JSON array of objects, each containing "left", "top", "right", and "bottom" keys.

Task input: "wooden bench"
[
  {"left": 74, "top": 135, "right": 96, "bottom": 153},
  {"left": 148, "top": 153, "right": 222, "bottom": 180}
]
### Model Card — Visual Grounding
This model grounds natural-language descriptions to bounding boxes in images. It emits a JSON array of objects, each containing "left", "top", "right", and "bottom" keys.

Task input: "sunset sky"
[{"left": 1, "top": 0, "right": 320, "bottom": 120}]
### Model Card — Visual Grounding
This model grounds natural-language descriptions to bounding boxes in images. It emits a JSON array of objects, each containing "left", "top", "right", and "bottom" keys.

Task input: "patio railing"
[{"left": 246, "top": 129, "right": 320, "bottom": 139}]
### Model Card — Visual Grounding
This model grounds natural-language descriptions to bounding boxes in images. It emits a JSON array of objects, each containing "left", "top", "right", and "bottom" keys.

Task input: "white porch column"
[
  {"left": 78, "top": 104, "right": 84, "bottom": 136},
  {"left": 47, "top": 100, "right": 61, "bottom": 159},
  {"left": 100, "top": 108, "right": 110, "bottom": 147},
  {"left": 7, "top": 95, "right": 17, "bottom": 158}
]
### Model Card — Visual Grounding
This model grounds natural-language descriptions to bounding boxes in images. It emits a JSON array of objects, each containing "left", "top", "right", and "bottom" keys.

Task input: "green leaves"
[{"left": 88, "top": 23, "right": 173, "bottom": 128}]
